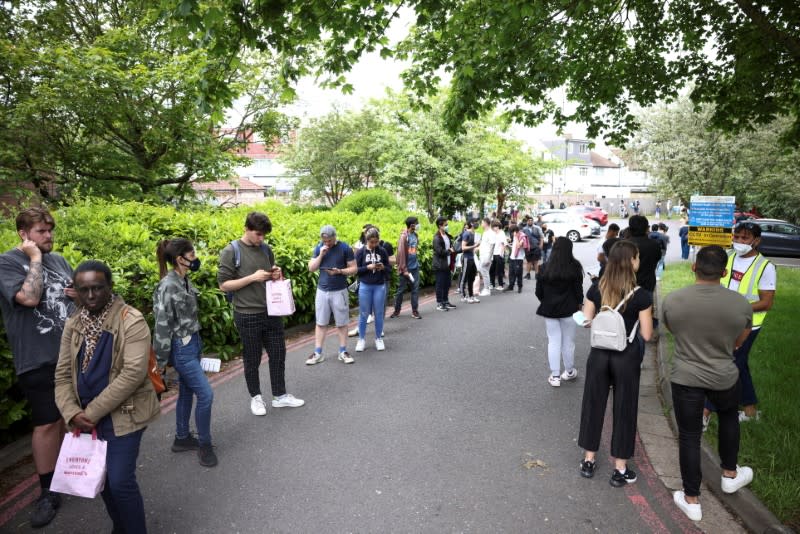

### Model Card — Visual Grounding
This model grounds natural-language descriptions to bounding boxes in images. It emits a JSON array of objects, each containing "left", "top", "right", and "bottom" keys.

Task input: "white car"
[{"left": 540, "top": 211, "right": 593, "bottom": 242}]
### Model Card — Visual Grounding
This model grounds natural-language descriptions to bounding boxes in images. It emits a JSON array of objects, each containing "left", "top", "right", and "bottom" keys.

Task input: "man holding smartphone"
[
  {"left": 307, "top": 225, "right": 356, "bottom": 364},
  {"left": 218, "top": 211, "right": 304, "bottom": 416},
  {"left": 0, "top": 208, "right": 76, "bottom": 527}
]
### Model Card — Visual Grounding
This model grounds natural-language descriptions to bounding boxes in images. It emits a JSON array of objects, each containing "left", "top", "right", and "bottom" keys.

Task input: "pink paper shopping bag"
[
  {"left": 266, "top": 279, "right": 296, "bottom": 316},
  {"left": 50, "top": 430, "right": 107, "bottom": 498}
]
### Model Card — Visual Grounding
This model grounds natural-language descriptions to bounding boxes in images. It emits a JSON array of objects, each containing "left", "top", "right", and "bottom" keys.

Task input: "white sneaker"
[
  {"left": 560, "top": 368, "right": 578, "bottom": 381},
  {"left": 347, "top": 326, "right": 359, "bottom": 337},
  {"left": 375, "top": 338, "right": 385, "bottom": 351},
  {"left": 548, "top": 375, "right": 561, "bottom": 387},
  {"left": 460, "top": 296, "right": 468, "bottom": 302},
  {"left": 250, "top": 395, "right": 267, "bottom": 416},
  {"left": 471, "top": 296, "right": 480, "bottom": 303},
  {"left": 272, "top": 393, "right": 305, "bottom": 408},
  {"left": 305, "top": 353, "right": 324, "bottom": 365},
  {"left": 367, "top": 314, "right": 374, "bottom": 324},
  {"left": 479, "top": 289, "right": 491, "bottom": 297},
  {"left": 721, "top": 466, "right": 753, "bottom": 494},
  {"left": 338, "top": 351, "right": 354, "bottom": 364},
  {"left": 673, "top": 491, "right": 702, "bottom": 521},
  {"left": 738, "top": 410, "right": 761, "bottom": 422},
  {"left": 702, "top": 414, "right": 710, "bottom": 432},
  {"left": 355, "top": 339, "right": 366, "bottom": 352}
]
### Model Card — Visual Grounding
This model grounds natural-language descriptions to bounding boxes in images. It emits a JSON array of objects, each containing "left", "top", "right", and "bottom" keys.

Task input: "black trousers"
[
  {"left": 508, "top": 259, "right": 523, "bottom": 290},
  {"left": 233, "top": 311, "right": 287, "bottom": 397},
  {"left": 672, "top": 380, "right": 741, "bottom": 497},
  {"left": 460, "top": 257, "right": 476, "bottom": 297},
  {"left": 578, "top": 341, "right": 642, "bottom": 460},
  {"left": 434, "top": 269, "right": 451, "bottom": 304},
  {"left": 490, "top": 255, "right": 505, "bottom": 286}
]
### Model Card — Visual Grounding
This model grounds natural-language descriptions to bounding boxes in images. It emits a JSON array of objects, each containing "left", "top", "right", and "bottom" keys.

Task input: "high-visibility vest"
[{"left": 722, "top": 253, "right": 770, "bottom": 327}]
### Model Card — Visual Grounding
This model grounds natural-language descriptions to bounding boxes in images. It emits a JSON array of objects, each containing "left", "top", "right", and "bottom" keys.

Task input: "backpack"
[
  {"left": 590, "top": 287, "right": 640, "bottom": 351},
  {"left": 225, "top": 240, "right": 274, "bottom": 302},
  {"left": 453, "top": 232, "right": 463, "bottom": 254}
]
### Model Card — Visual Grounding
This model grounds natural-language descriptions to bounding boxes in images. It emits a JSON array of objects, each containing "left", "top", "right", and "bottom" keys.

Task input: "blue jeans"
[
  {"left": 358, "top": 282, "right": 386, "bottom": 339},
  {"left": 171, "top": 333, "right": 214, "bottom": 446},
  {"left": 681, "top": 240, "right": 690, "bottom": 260},
  {"left": 101, "top": 428, "right": 147, "bottom": 534},
  {"left": 393, "top": 268, "right": 420, "bottom": 312}
]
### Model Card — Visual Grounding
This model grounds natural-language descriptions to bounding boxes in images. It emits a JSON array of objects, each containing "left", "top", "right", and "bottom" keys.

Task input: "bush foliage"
[
  {"left": 0, "top": 199, "right": 431, "bottom": 429},
  {"left": 333, "top": 188, "right": 403, "bottom": 214}
]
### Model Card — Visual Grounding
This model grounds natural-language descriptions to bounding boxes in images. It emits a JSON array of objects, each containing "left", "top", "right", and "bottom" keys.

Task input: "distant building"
[
  {"left": 542, "top": 136, "right": 651, "bottom": 198},
  {"left": 193, "top": 177, "right": 265, "bottom": 206},
  {"left": 229, "top": 130, "right": 297, "bottom": 195}
]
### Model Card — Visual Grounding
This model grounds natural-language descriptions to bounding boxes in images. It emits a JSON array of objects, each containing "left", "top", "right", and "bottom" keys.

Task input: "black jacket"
[
  {"left": 626, "top": 235, "right": 662, "bottom": 292},
  {"left": 535, "top": 273, "right": 584, "bottom": 318},
  {"left": 432, "top": 231, "right": 453, "bottom": 272}
]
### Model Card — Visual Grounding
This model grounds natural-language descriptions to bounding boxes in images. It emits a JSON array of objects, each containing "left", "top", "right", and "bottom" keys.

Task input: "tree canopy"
[
  {"left": 175, "top": 0, "right": 800, "bottom": 146},
  {"left": 626, "top": 96, "right": 800, "bottom": 223},
  {"left": 0, "top": 0, "right": 291, "bottom": 202}
]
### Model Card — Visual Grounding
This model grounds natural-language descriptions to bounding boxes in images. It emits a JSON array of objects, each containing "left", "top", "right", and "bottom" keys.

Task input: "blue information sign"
[{"left": 689, "top": 196, "right": 735, "bottom": 228}]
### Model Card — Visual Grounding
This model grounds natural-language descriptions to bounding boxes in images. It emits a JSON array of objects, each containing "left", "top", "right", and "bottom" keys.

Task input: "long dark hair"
[
  {"left": 539, "top": 237, "right": 583, "bottom": 282},
  {"left": 156, "top": 238, "right": 194, "bottom": 279}
]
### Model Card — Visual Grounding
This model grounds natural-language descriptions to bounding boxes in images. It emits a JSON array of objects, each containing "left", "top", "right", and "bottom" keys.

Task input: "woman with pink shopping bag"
[{"left": 55, "top": 261, "right": 160, "bottom": 533}]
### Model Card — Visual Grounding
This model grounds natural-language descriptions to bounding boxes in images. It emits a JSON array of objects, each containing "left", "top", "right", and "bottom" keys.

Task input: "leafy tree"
[
  {"left": 174, "top": 0, "right": 800, "bottom": 145},
  {"left": 281, "top": 108, "right": 382, "bottom": 206},
  {"left": 0, "top": 0, "right": 291, "bottom": 202},
  {"left": 627, "top": 97, "right": 800, "bottom": 223}
]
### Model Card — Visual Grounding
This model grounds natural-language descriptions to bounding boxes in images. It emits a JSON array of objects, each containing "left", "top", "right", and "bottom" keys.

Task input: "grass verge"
[{"left": 660, "top": 261, "right": 800, "bottom": 529}]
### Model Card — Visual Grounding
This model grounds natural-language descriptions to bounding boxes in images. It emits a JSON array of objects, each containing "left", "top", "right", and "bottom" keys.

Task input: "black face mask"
[{"left": 183, "top": 256, "right": 201, "bottom": 272}]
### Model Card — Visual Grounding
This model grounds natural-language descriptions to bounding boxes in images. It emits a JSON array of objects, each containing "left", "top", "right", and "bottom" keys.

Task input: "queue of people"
[{"left": 0, "top": 206, "right": 776, "bottom": 530}]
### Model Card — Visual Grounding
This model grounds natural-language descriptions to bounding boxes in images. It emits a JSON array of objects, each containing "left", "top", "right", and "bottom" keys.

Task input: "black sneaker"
[
  {"left": 30, "top": 490, "right": 60, "bottom": 528},
  {"left": 610, "top": 468, "right": 637, "bottom": 487},
  {"left": 436, "top": 304, "right": 448, "bottom": 312},
  {"left": 411, "top": 311, "right": 422, "bottom": 319},
  {"left": 198, "top": 444, "right": 218, "bottom": 467},
  {"left": 580, "top": 459, "right": 596, "bottom": 479},
  {"left": 445, "top": 302, "right": 457, "bottom": 309},
  {"left": 171, "top": 434, "right": 200, "bottom": 452},
  {"left": 389, "top": 310, "right": 400, "bottom": 318},
  {"left": 502, "top": 286, "right": 514, "bottom": 292},
  {"left": 524, "top": 274, "right": 531, "bottom": 280}
]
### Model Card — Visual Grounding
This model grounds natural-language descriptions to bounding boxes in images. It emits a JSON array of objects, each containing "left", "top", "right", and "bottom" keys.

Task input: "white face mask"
[{"left": 733, "top": 242, "right": 753, "bottom": 256}]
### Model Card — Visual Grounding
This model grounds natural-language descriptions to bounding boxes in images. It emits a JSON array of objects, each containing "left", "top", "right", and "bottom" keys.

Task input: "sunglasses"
[{"left": 734, "top": 222, "right": 758, "bottom": 231}]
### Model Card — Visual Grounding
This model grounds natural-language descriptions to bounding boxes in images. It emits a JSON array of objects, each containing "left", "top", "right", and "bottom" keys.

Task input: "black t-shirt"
[
  {"left": 586, "top": 283, "right": 653, "bottom": 337},
  {"left": 626, "top": 236, "right": 662, "bottom": 291}
]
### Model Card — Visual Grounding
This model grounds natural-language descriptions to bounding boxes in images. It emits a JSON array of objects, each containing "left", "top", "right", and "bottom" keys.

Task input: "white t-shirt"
[
  {"left": 493, "top": 230, "right": 507, "bottom": 257},
  {"left": 727, "top": 255, "right": 777, "bottom": 292},
  {"left": 511, "top": 234, "right": 527, "bottom": 260},
  {"left": 478, "top": 230, "right": 493, "bottom": 261}
]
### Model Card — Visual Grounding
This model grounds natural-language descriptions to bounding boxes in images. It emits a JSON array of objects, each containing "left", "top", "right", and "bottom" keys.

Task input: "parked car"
[
  {"left": 567, "top": 205, "right": 609, "bottom": 226},
  {"left": 540, "top": 211, "right": 593, "bottom": 242},
  {"left": 750, "top": 219, "right": 800, "bottom": 257},
  {"left": 585, "top": 217, "right": 602, "bottom": 236}
]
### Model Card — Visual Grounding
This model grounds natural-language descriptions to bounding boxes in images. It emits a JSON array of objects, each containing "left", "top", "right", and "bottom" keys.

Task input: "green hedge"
[{"left": 0, "top": 199, "right": 431, "bottom": 429}]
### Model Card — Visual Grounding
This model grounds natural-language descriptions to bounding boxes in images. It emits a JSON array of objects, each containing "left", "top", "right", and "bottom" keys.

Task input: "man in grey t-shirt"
[
  {"left": 662, "top": 245, "right": 754, "bottom": 521},
  {"left": 0, "top": 208, "right": 76, "bottom": 527},
  {"left": 218, "top": 211, "right": 304, "bottom": 416}
]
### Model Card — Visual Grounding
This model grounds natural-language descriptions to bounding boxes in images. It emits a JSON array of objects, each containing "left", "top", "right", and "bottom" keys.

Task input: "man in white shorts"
[{"left": 307, "top": 225, "right": 357, "bottom": 364}]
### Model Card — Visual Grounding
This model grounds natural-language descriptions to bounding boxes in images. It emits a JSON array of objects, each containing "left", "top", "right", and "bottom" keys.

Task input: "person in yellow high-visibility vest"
[{"left": 703, "top": 221, "right": 776, "bottom": 428}]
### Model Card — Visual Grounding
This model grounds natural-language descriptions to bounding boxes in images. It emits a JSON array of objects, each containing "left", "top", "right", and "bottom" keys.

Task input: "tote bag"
[
  {"left": 266, "top": 279, "right": 296, "bottom": 316},
  {"left": 50, "top": 430, "right": 107, "bottom": 498}
]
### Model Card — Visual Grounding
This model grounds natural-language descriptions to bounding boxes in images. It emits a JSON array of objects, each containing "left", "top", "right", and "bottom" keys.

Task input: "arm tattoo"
[{"left": 20, "top": 261, "right": 44, "bottom": 303}]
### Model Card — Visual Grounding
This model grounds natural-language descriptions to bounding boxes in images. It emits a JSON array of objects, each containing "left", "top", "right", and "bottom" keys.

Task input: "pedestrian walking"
[
  {"left": 307, "top": 224, "right": 357, "bottom": 364},
  {"left": 54, "top": 261, "right": 160, "bottom": 534},
  {"left": 504, "top": 224, "right": 526, "bottom": 292},
  {"left": 355, "top": 227, "right": 390, "bottom": 352},
  {"left": 535, "top": 237, "right": 583, "bottom": 386},
  {"left": 433, "top": 216, "right": 456, "bottom": 311},
  {"left": 663, "top": 246, "right": 755, "bottom": 522},
  {"left": 541, "top": 224, "right": 554, "bottom": 263},
  {"left": 655, "top": 201, "right": 662, "bottom": 220},
  {"left": 679, "top": 218, "right": 690, "bottom": 260},
  {"left": 596, "top": 223, "right": 620, "bottom": 279},
  {"left": 522, "top": 217, "right": 544, "bottom": 279},
  {"left": 458, "top": 222, "right": 479, "bottom": 303},
  {"left": 391, "top": 216, "right": 422, "bottom": 319},
  {"left": 704, "top": 221, "right": 776, "bottom": 425},
  {"left": 218, "top": 212, "right": 304, "bottom": 415},
  {"left": 153, "top": 238, "right": 217, "bottom": 467},
  {"left": 0, "top": 208, "right": 76, "bottom": 528},
  {"left": 577, "top": 240, "right": 653, "bottom": 487}
]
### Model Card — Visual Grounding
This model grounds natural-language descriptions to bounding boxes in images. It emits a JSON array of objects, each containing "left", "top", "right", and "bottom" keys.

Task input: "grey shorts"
[{"left": 315, "top": 288, "right": 350, "bottom": 327}]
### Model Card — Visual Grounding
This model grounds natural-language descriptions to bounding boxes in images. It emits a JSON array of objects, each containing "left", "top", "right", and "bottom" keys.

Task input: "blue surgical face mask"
[{"left": 444, "top": 225, "right": 449, "bottom": 232}]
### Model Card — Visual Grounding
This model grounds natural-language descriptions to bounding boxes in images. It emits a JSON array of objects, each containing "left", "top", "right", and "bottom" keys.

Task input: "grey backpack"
[{"left": 590, "top": 287, "right": 640, "bottom": 351}]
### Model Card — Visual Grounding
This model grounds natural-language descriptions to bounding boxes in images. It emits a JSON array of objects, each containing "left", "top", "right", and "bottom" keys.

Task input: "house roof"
[
  {"left": 590, "top": 151, "right": 620, "bottom": 168},
  {"left": 192, "top": 177, "right": 264, "bottom": 192}
]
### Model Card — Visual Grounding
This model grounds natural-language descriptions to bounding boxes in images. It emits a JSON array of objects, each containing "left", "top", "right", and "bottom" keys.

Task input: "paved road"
[{"left": 3, "top": 222, "right": 703, "bottom": 533}]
